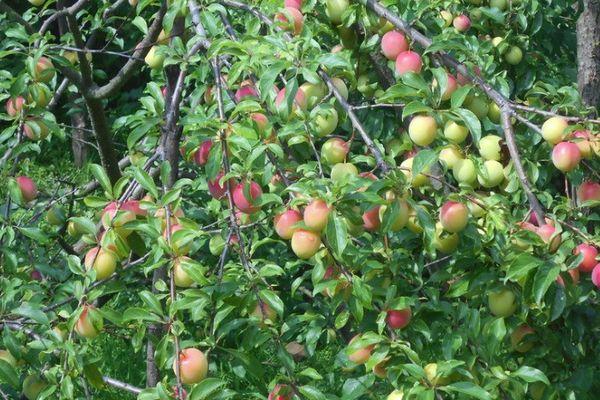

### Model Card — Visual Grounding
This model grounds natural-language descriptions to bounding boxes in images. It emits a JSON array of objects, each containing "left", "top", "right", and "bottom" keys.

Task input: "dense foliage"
[{"left": 0, "top": 0, "right": 599, "bottom": 399}]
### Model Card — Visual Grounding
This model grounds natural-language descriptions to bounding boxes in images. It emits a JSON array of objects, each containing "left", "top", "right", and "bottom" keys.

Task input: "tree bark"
[
  {"left": 577, "top": 0, "right": 600, "bottom": 110},
  {"left": 70, "top": 108, "right": 88, "bottom": 167}
]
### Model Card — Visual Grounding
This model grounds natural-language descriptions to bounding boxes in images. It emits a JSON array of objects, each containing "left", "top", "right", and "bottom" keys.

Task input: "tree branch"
[{"left": 89, "top": 2, "right": 167, "bottom": 99}]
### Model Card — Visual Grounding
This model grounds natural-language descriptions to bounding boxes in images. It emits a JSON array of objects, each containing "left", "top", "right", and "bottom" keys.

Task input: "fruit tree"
[{"left": 0, "top": 0, "right": 599, "bottom": 399}]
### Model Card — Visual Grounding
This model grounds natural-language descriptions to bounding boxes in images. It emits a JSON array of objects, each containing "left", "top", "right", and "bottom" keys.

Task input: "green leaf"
[
  {"left": 12, "top": 303, "right": 49, "bottom": 325},
  {"left": 259, "top": 290, "right": 284, "bottom": 316},
  {"left": 532, "top": 263, "right": 560, "bottom": 304},
  {"left": 133, "top": 167, "right": 159, "bottom": 199},
  {"left": 298, "top": 385, "right": 327, "bottom": 400},
  {"left": 83, "top": 363, "right": 105, "bottom": 389},
  {"left": 442, "top": 382, "right": 492, "bottom": 400},
  {"left": 188, "top": 378, "right": 226, "bottom": 400},
  {"left": 412, "top": 149, "right": 437, "bottom": 177},
  {"left": 90, "top": 164, "right": 112, "bottom": 196},
  {"left": 122, "top": 307, "right": 163, "bottom": 323},
  {"left": 18, "top": 227, "right": 49, "bottom": 244},
  {"left": 0, "top": 359, "right": 19, "bottom": 388},
  {"left": 504, "top": 253, "right": 542, "bottom": 282},
  {"left": 402, "top": 101, "right": 432, "bottom": 119},
  {"left": 512, "top": 366, "right": 550, "bottom": 385},
  {"left": 139, "top": 291, "right": 164, "bottom": 316},
  {"left": 326, "top": 213, "right": 348, "bottom": 257},
  {"left": 453, "top": 108, "right": 481, "bottom": 143}
]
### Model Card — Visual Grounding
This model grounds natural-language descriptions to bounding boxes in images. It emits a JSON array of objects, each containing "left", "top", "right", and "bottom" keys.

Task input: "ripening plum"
[
  {"left": 395, "top": 51, "right": 422, "bottom": 75},
  {"left": 291, "top": 229, "right": 322, "bottom": 259},
  {"left": 304, "top": 199, "right": 332, "bottom": 232},
  {"left": 381, "top": 31, "right": 408, "bottom": 60},
  {"left": 233, "top": 181, "right": 263, "bottom": 214}
]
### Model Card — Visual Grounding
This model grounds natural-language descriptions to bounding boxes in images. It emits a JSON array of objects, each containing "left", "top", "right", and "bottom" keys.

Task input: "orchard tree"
[{"left": 0, "top": 0, "right": 599, "bottom": 399}]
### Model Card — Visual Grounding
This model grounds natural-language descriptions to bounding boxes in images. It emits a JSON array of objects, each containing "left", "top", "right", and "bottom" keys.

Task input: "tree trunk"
[
  {"left": 71, "top": 111, "right": 88, "bottom": 167},
  {"left": 577, "top": 0, "right": 600, "bottom": 110}
]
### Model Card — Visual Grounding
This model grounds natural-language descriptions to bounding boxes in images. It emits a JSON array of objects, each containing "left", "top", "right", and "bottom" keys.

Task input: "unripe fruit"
[
  {"left": 536, "top": 224, "right": 561, "bottom": 252},
  {"left": 362, "top": 206, "right": 381, "bottom": 231},
  {"left": 84, "top": 247, "right": 117, "bottom": 280},
  {"left": 436, "top": 73, "right": 457, "bottom": 101},
  {"left": 386, "top": 308, "right": 411, "bottom": 329},
  {"left": 440, "top": 10, "right": 453, "bottom": 27},
  {"left": 33, "top": 57, "right": 55, "bottom": 83},
  {"left": 304, "top": 199, "right": 332, "bottom": 232},
  {"left": 311, "top": 105, "right": 338, "bottom": 137},
  {"left": 250, "top": 112, "right": 269, "bottom": 135},
  {"left": 440, "top": 201, "right": 469, "bottom": 233},
  {"left": 551, "top": 141, "right": 581, "bottom": 172},
  {"left": 173, "top": 256, "right": 194, "bottom": 287},
  {"left": 379, "top": 199, "right": 409, "bottom": 231},
  {"left": 571, "top": 130, "right": 594, "bottom": 158},
  {"left": 6, "top": 96, "right": 25, "bottom": 118},
  {"left": 465, "top": 94, "right": 489, "bottom": 119},
  {"left": 144, "top": 46, "right": 164, "bottom": 69},
  {"left": 75, "top": 305, "right": 102, "bottom": 338},
  {"left": 488, "top": 288, "right": 517, "bottom": 317},
  {"left": 478, "top": 135, "right": 503, "bottom": 161},
  {"left": 16, "top": 176, "right": 38, "bottom": 202},
  {"left": 443, "top": 121, "right": 468, "bottom": 144},
  {"left": 233, "top": 181, "right": 262, "bottom": 214},
  {"left": 490, "top": 0, "right": 508, "bottom": 10},
  {"left": 208, "top": 171, "right": 229, "bottom": 199},
  {"left": 275, "top": 87, "right": 307, "bottom": 112},
  {"left": 504, "top": 46, "right": 523, "bottom": 65},
  {"left": 478, "top": 160, "right": 505, "bottom": 188},
  {"left": 0, "top": 349, "right": 16, "bottom": 367},
  {"left": 424, "top": 363, "right": 450, "bottom": 386},
  {"left": 234, "top": 83, "right": 259, "bottom": 102},
  {"left": 453, "top": 14, "right": 471, "bottom": 32},
  {"left": 275, "top": 7, "right": 304, "bottom": 35},
  {"left": 251, "top": 301, "right": 277, "bottom": 322},
  {"left": 330, "top": 162, "right": 358, "bottom": 182},
  {"left": 348, "top": 335, "right": 373, "bottom": 364},
  {"left": 269, "top": 384, "right": 293, "bottom": 400},
  {"left": 574, "top": 243, "right": 598, "bottom": 273},
  {"left": 23, "top": 118, "right": 49, "bottom": 141},
  {"left": 194, "top": 140, "right": 213, "bottom": 166},
  {"left": 395, "top": 51, "right": 423, "bottom": 75},
  {"left": 331, "top": 77, "right": 349, "bottom": 100},
  {"left": 407, "top": 208, "right": 423, "bottom": 234},
  {"left": 326, "top": 0, "right": 349, "bottom": 25},
  {"left": 387, "top": 390, "right": 404, "bottom": 400},
  {"left": 321, "top": 138, "right": 349, "bottom": 165},
  {"left": 23, "top": 375, "right": 47, "bottom": 400},
  {"left": 301, "top": 81, "right": 327, "bottom": 108},
  {"left": 433, "top": 222, "right": 459, "bottom": 253},
  {"left": 592, "top": 264, "right": 600, "bottom": 288},
  {"left": 381, "top": 31, "right": 408, "bottom": 60},
  {"left": 400, "top": 157, "right": 429, "bottom": 187},
  {"left": 510, "top": 324, "right": 535, "bottom": 353},
  {"left": 163, "top": 224, "right": 192, "bottom": 256},
  {"left": 101, "top": 203, "right": 136, "bottom": 237},
  {"left": 491, "top": 36, "right": 503, "bottom": 47},
  {"left": 488, "top": 102, "right": 501, "bottom": 123},
  {"left": 438, "top": 145, "right": 463, "bottom": 169},
  {"left": 577, "top": 181, "right": 600, "bottom": 204},
  {"left": 291, "top": 229, "right": 321, "bottom": 259},
  {"left": 174, "top": 348, "right": 208, "bottom": 384},
  {"left": 274, "top": 209, "right": 303, "bottom": 239},
  {"left": 46, "top": 205, "right": 66, "bottom": 225},
  {"left": 556, "top": 268, "right": 580, "bottom": 286},
  {"left": 28, "top": 0, "right": 46, "bottom": 6},
  {"left": 541, "top": 117, "right": 568, "bottom": 144},
  {"left": 284, "top": 0, "right": 301, "bottom": 10},
  {"left": 409, "top": 115, "right": 437, "bottom": 146},
  {"left": 453, "top": 159, "right": 477, "bottom": 186},
  {"left": 27, "top": 83, "right": 51, "bottom": 107}
]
